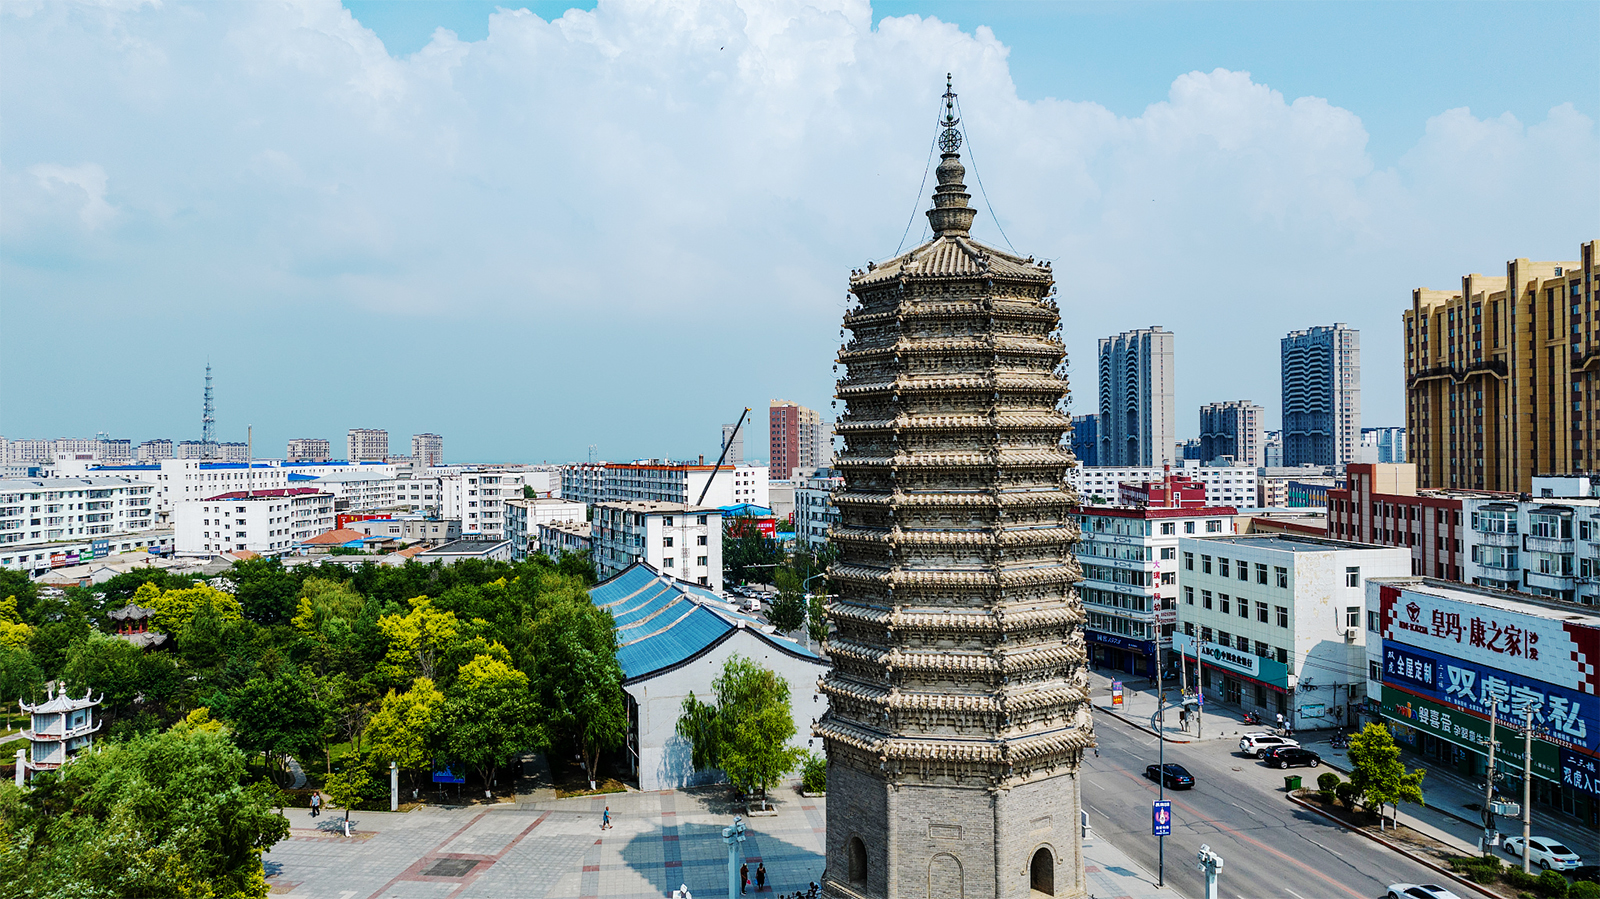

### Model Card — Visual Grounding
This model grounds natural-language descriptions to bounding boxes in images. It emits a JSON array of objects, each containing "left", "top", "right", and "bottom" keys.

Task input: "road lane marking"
[
  {"left": 1304, "top": 838, "right": 1343, "bottom": 857},
  {"left": 1286, "top": 890, "right": 1309, "bottom": 899},
  {"left": 1095, "top": 758, "right": 1372, "bottom": 899}
]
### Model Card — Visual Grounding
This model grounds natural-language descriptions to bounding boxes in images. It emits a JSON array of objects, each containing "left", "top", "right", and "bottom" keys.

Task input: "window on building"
[
  {"left": 1257, "top": 601, "right": 1268, "bottom": 623},
  {"left": 664, "top": 536, "right": 674, "bottom": 547},
  {"left": 663, "top": 516, "right": 674, "bottom": 526},
  {"left": 697, "top": 555, "right": 708, "bottom": 566},
  {"left": 1201, "top": 555, "right": 1212, "bottom": 574},
  {"left": 1370, "top": 660, "right": 1381, "bottom": 681},
  {"left": 1160, "top": 547, "right": 1176, "bottom": 560},
  {"left": 1206, "top": 520, "right": 1222, "bottom": 533},
  {"left": 1202, "top": 590, "right": 1213, "bottom": 610},
  {"left": 1238, "top": 561, "right": 1249, "bottom": 581},
  {"left": 1218, "top": 558, "right": 1230, "bottom": 577},
  {"left": 1239, "top": 598, "right": 1249, "bottom": 619},
  {"left": 1184, "top": 552, "right": 1194, "bottom": 570},
  {"left": 1184, "top": 622, "right": 1195, "bottom": 636},
  {"left": 1367, "top": 610, "right": 1380, "bottom": 632},
  {"left": 1277, "top": 647, "right": 1289, "bottom": 665},
  {"left": 1276, "top": 606, "right": 1289, "bottom": 628},
  {"left": 1236, "top": 635, "right": 1249, "bottom": 651},
  {"left": 1275, "top": 566, "right": 1288, "bottom": 588},
  {"left": 697, "top": 535, "right": 708, "bottom": 545},
  {"left": 698, "top": 515, "right": 708, "bottom": 525},
  {"left": 1219, "top": 594, "right": 1230, "bottom": 614},
  {"left": 1255, "top": 562, "right": 1267, "bottom": 584},
  {"left": 1346, "top": 606, "right": 1360, "bottom": 628},
  {"left": 1255, "top": 640, "right": 1270, "bottom": 658},
  {"left": 1345, "top": 566, "right": 1360, "bottom": 587},
  {"left": 1160, "top": 522, "right": 1175, "bottom": 535},
  {"left": 1184, "top": 586, "right": 1194, "bottom": 605},
  {"left": 1185, "top": 521, "right": 1196, "bottom": 534}
]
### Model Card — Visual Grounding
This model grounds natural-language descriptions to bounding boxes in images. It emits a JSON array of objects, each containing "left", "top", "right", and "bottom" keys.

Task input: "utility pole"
[
  {"left": 1521, "top": 705, "right": 1534, "bottom": 874},
  {"left": 1482, "top": 709, "right": 1499, "bottom": 854},
  {"left": 1157, "top": 681, "right": 1166, "bottom": 887}
]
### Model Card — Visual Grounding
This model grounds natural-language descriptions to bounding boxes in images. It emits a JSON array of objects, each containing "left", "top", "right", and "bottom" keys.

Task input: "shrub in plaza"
[
  {"left": 1316, "top": 772, "right": 1341, "bottom": 792},
  {"left": 1534, "top": 869, "right": 1570, "bottom": 898},
  {"left": 1570, "top": 879, "right": 1600, "bottom": 899}
]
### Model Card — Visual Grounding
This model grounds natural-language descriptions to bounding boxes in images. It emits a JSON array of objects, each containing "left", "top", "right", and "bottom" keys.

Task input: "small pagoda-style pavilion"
[
  {"left": 19, "top": 687, "right": 102, "bottom": 781},
  {"left": 107, "top": 603, "right": 167, "bottom": 648}
]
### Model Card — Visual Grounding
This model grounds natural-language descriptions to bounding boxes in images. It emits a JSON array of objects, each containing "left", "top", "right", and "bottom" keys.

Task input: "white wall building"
[
  {"left": 1068, "top": 461, "right": 1258, "bottom": 509},
  {"left": 436, "top": 468, "right": 555, "bottom": 539},
  {"left": 347, "top": 428, "right": 389, "bottom": 462},
  {"left": 175, "top": 487, "right": 335, "bottom": 555},
  {"left": 1075, "top": 504, "right": 1239, "bottom": 677},
  {"left": 287, "top": 438, "right": 331, "bottom": 462},
  {"left": 1461, "top": 493, "right": 1600, "bottom": 604},
  {"left": 795, "top": 468, "right": 843, "bottom": 552},
  {"left": 0, "top": 477, "right": 158, "bottom": 548},
  {"left": 592, "top": 502, "right": 723, "bottom": 592},
  {"left": 603, "top": 462, "right": 768, "bottom": 508},
  {"left": 590, "top": 563, "right": 827, "bottom": 792},
  {"left": 538, "top": 520, "right": 592, "bottom": 559},
  {"left": 504, "top": 497, "right": 587, "bottom": 561},
  {"left": 1175, "top": 533, "right": 1410, "bottom": 730}
]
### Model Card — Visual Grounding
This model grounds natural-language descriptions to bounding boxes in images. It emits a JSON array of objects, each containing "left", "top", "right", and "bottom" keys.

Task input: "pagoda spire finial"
[{"left": 926, "top": 73, "right": 977, "bottom": 237}]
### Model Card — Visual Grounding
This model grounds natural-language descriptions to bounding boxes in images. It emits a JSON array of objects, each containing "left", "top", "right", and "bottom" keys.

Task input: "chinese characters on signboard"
[{"left": 1381, "top": 642, "right": 1593, "bottom": 751}]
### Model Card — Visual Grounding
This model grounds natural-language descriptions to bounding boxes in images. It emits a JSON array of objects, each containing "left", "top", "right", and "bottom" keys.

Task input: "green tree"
[
  {"left": 555, "top": 549, "right": 598, "bottom": 585},
  {"left": 0, "top": 718, "right": 288, "bottom": 898},
  {"left": 806, "top": 592, "right": 829, "bottom": 644},
  {"left": 222, "top": 670, "right": 327, "bottom": 783},
  {"left": 1347, "top": 722, "right": 1425, "bottom": 831},
  {"left": 230, "top": 557, "right": 301, "bottom": 626},
  {"left": 0, "top": 571, "right": 38, "bottom": 623},
  {"left": 0, "top": 595, "right": 32, "bottom": 651},
  {"left": 324, "top": 765, "right": 374, "bottom": 827},
  {"left": 768, "top": 567, "right": 806, "bottom": 633},
  {"left": 0, "top": 646, "right": 42, "bottom": 717},
  {"left": 676, "top": 655, "right": 806, "bottom": 809},
  {"left": 724, "top": 517, "right": 779, "bottom": 585},
  {"left": 62, "top": 630, "right": 180, "bottom": 730},
  {"left": 366, "top": 677, "right": 445, "bottom": 777},
  {"left": 530, "top": 596, "right": 626, "bottom": 785},
  {"left": 378, "top": 596, "right": 459, "bottom": 682},
  {"left": 432, "top": 652, "right": 544, "bottom": 792}
]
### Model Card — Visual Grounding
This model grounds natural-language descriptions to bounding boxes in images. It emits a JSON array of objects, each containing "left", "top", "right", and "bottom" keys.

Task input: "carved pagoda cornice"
[
  {"left": 825, "top": 602, "right": 1083, "bottom": 633},
  {"left": 838, "top": 336, "right": 1064, "bottom": 364},
  {"left": 836, "top": 374, "right": 1067, "bottom": 398},
  {"left": 836, "top": 412, "right": 1071, "bottom": 433},
  {"left": 832, "top": 448, "right": 1075, "bottom": 470},
  {"left": 829, "top": 564, "right": 1080, "bottom": 589},
  {"left": 831, "top": 489, "right": 1078, "bottom": 509}
]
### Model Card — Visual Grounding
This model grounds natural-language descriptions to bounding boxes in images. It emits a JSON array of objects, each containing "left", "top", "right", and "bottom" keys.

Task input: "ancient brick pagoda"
[{"left": 816, "top": 79, "right": 1092, "bottom": 899}]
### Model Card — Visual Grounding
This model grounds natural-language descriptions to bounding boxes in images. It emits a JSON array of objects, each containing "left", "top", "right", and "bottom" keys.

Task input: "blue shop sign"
[
  {"left": 432, "top": 764, "right": 466, "bottom": 784},
  {"left": 1086, "top": 631, "right": 1155, "bottom": 654},
  {"left": 1561, "top": 749, "right": 1600, "bottom": 798},
  {"left": 1383, "top": 641, "right": 1597, "bottom": 754}
]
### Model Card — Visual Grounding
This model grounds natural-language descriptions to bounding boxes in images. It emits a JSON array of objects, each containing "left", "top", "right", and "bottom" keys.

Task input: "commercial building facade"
[
  {"left": 1365, "top": 578, "right": 1599, "bottom": 830},
  {"left": 769, "top": 400, "right": 830, "bottom": 478},
  {"left": 537, "top": 520, "right": 591, "bottom": 559},
  {"left": 1067, "top": 462, "right": 1258, "bottom": 509},
  {"left": 1175, "top": 534, "right": 1410, "bottom": 729},
  {"left": 1282, "top": 323, "right": 1361, "bottom": 467},
  {"left": 794, "top": 467, "right": 842, "bottom": 552},
  {"left": 1326, "top": 463, "right": 1472, "bottom": 580},
  {"left": 1097, "top": 326, "right": 1176, "bottom": 467},
  {"left": 1070, "top": 413, "right": 1098, "bottom": 466},
  {"left": 1405, "top": 241, "right": 1599, "bottom": 493},
  {"left": 1199, "top": 400, "right": 1265, "bottom": 466}
]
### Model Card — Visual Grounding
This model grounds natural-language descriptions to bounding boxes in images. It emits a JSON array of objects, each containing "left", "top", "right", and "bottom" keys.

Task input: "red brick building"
[{"left": 1324, "top": 463, "right": 1496, "bottom": 579}]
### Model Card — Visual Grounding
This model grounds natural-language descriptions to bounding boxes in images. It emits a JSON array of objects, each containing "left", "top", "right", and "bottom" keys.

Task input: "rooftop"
[
  {"left": 1071, "top": 504, "right": 1239, "bottom": 520},
  {"left": 419, "top": 538, "right": 511, "bottom": 555},
  {"left": 589, "top": 563, "right": 820, "bottom": 683},
  {"left": 1372, "top": 576, "right": 1600, "bottom": 626},
  {"left": 1190, "top": 533, "right": 1402, "bottom": 553},
  {"left": 595, "top": 501, "right": 722, "bottom": 515},
  {"left": 299, "top": 528, "right": 370, "bottom": 546},
  {"left": 203, "top": 487, "right": 329, "bottom": 501}
]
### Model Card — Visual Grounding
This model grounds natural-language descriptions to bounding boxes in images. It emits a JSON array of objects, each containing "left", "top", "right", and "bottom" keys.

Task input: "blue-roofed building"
[{"left": 589, "top": 562, "right": 829, "bottom": 792}]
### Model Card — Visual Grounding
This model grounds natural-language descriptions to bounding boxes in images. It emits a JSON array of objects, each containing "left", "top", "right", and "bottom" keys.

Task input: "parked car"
[
  {"left": 1386, "top": 884, "right": 1464, "bottom": 899},
  {"left": 1502, "top": 836, "right": 1582, "bottom": 871},
  {"left": 740, "top": 598, "right": 763, "bottom": 614},
  {"left": 1238, "top": 733, "right": 1299, "bottom": 758},
  {"left": 1263, "top": 746, "right": 1320, "bottom": 768},
  {"left": 1143, "top": 764, "right": 1195, "bottom": 789}
]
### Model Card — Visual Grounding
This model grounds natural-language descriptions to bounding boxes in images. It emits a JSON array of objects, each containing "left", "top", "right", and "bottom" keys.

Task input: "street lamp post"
[
  {"left": 722, "top": 815, "right": 747, "bottom": 899},
  {"left": 1196, "top": 843, "right": 1224, "bottom": 899}
]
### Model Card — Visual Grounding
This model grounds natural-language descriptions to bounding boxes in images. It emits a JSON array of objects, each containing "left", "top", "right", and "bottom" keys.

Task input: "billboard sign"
[
  {"left": 1376, "top": 585, "right": 1600, "bottom": 697},
  {"left": 1381, "top": 684, "right": 1562, "bottom": 782},
  {"left": 1381, "top": 641, "right": 1595, "bottom": 754},
  {"left": 1561, "top": 749, "right": 1600, "bottom": 799},
  {"left": 1153, "top": 800, "right": 1172, "bottom": 836}
]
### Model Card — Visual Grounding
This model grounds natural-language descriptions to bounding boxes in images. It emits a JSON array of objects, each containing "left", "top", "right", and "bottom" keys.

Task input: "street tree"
[
  {"left": 1347, "top": 722, "right": 1425, "bottom": 831},
  {"left": 222, "top": 670, "right": 327, "bottom": 783},
  {"left": 378, "top": 596, "right": 459, "bottom": 682},
  {"left": 724, "top": 517, "right": 779, "bottom": 585},
  {"left": 432, "top": 651, "right": 544, "bottom": 792},
  {"left": 676, "top": 655, "right": 806, "bottom": 809},
  {"left": 365, "top": 677, "right": 445, "bottom": 778},
  {"left": 768, "top": 569, "right": 806, "bottom": 633}
]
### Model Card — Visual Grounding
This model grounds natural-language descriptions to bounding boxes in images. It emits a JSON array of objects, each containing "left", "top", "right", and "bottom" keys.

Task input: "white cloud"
[
  {"left": 27, "top": 162, "right": 117, "bottom": 229},
  {"left": 0, "top": 0, "right": 1594, "bottom": 458}
]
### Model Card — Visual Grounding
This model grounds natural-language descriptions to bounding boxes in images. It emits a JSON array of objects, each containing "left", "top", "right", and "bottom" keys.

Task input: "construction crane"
[{"left": 697, "top": 407, "right": 751, "bottom": 506}]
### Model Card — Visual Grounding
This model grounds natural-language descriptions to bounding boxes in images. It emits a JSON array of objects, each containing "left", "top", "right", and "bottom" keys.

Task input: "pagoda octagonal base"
[{"left": 821, "top": 762, "right": 1087, "bottom": 899}]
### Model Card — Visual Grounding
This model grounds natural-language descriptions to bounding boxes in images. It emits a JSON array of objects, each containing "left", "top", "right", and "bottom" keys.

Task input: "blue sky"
[{"left": 3, "top": 1, "right": 1596, "bottom": 464}]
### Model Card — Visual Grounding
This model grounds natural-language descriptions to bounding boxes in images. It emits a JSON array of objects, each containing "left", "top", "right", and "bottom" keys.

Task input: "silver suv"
[{"left": 1238, "top": 732, "right": 1299, "bottom": 758}]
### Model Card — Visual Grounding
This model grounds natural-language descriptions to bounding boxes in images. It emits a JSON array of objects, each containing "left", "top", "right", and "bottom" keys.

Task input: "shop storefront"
[
  {"left": 1086, "top": 631, "right": 1158, "bottom": 678},
  {"left": 1171, "top": 633, "right": 1294, "bottom": 722}
]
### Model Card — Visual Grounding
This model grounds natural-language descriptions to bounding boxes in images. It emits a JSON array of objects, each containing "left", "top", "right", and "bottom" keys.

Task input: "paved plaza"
[{"left": 265, "top": 783, "right": 1179, "bottom": 899}]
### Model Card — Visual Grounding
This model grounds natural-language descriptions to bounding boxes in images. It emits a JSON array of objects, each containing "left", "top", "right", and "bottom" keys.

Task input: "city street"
[{"left": 1085, "top": 709, "right": 1453, "bottom": 899}]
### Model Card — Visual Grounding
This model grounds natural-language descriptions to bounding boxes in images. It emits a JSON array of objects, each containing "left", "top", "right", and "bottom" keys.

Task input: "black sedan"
[
  {"left": 1144, "top": 763, "right": 1195, "bottom": 789},
  {"left": 1264, "top": 746, "right": 1321, "bottom": 768}
]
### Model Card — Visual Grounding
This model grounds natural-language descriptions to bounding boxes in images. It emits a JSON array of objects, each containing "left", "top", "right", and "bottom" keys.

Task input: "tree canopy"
[
  {"left": 1347, "top": 722, "right": 1425, "bottom": 831},
  {"left": 676, "top": 655, "right": 806, "bottom": 807}
]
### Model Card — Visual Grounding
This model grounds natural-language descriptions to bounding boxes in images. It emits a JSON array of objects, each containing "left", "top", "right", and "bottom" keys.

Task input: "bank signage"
[
  {"left": 1377, "top": 585, "right": 1600, "bottom": 696},
  {"left": 1171, "top": 633, "right": 1291, "bottom": 687},
  {"left": 1382, "top": 640, "right": 1596, "bottom": 753}
]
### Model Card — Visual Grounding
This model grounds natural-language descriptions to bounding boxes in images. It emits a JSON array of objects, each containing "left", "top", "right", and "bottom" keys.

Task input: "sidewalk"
[
  {"left": 1085, "top": 668, "right": 1252, "bottom": 744},
  {"left": 1083, "top": 830, "right": 1184, "bottom": 899}
]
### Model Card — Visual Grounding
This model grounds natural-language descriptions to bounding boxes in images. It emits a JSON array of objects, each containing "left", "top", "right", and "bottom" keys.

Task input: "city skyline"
[{"left": 2, "top": 1, "right": 1594, "bottom": 463}]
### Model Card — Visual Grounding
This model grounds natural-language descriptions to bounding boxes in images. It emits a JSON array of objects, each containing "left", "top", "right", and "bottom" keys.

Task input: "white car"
[
  {"left": 1502, "top": 836, "right": 1582, "bottom": 871},
  {"left": 740, "top": 598, "right": 763, "bottom": 614},
  {"left": 1387, "top": 884, "right": 1464, "bottom": 899},
  {"left": 1238, "top": 733, "right": 1299, "bottom": 758}
]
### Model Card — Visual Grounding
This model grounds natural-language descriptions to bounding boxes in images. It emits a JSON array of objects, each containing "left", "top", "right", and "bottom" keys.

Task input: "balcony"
[
  {"left": 1475, "top": 530, "right": 1518, "bottom": 547},
  {"left": 1525, "top": 569, "right": 1575, "bottom": 592},
  {"left": 1523, "top": 535, "right": 1575, "bottom": 555}
]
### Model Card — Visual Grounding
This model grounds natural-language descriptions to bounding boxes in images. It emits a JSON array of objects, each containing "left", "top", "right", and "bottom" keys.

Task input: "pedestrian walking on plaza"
[
  {"left": 741, "top": 862, "right": 749, "bottom": 894},
  {"left": 756, "top": 862, "right": 766, "bottom": 891},
  {"left": 309, "top": 790, "right": 321, "bottom": 818},
  {"left": 602, "top": 806, "right": 612, "bottom": 830}
]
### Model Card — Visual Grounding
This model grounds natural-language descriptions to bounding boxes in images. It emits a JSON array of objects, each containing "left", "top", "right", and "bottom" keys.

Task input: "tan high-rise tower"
[{"left": 817, "top": 78, "right": 1091, "bottom": 899}]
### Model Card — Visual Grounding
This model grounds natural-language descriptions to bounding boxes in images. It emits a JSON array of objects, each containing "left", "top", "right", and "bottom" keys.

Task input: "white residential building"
[
  {"left": 1074, "top": 504, "right": 1240, "bottom": 677},
  {"left": 342, "top": 517, "right": 461, "bottom": 543},
  {"left": 1460, "top": 492, "right": 1600, "bottom": 604},
  {"left": 0, "top": 477, "right": 158, "bottom": 547},
  {"left": 175, "top": 487, "right": 335, "bottom": 555},
  {"left": 137, "top": 440, "right": 174, "bottom": 462},
  {"left": 795, "top": 468, "right": 843, "bottom": 552},
  {"left": 1, "top": 529, "right": 175, "bottom": 575},
  {"left": 504, "top": 497, "right": 587, "bottom": 560},
  {"left": 347, "top": 428, "right": 389, "bottom": 462},
  {"left": 767, "top": 478, "right": 796, "bottom": 523},
  {"left": 1068, "top": 462, "right": 1258, "bottom": 509},
  {"left": 411, "top": 433, "right": 444, "bottom": 467},
  {"left": 437, "top": 468, "right": 555, "bottom": 539},
  {"left": 287, "top": 438, "right": 331, "bottom": 462},
  {"left": 537, "top": 520, "right": 592, "bottom": 560},
  {"left": 559, "top": 463, "right": 607, "bottom": 506},
  {"left": 1175, "top": 533, "right": 1410, "bottom": 730},
  {"left": 592, "top": 502, "right": 723, "bottom": 592},
  {"left": 603, "top": 462, "right": 768, "bottom": 508}
]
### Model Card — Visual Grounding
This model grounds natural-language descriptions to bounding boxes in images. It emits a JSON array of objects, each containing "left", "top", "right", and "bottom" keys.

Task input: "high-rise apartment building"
[
  {"left": 411, "top": 433, "right": 444, "bottom": 467},
  {"left": 346, "top": 428, "right": 389, "bottom": 462},
  {"left": 1405, "top": 241, "right": 1599, "bottom": 493},
  {"left": 1199, "top": 400, "right": 1264, "bottom": 466},
  {"left": 769, "top": 400, "right": 828, "bottom": 477},
  {"left": 720, "top": 422, "right": 744, "bottom": 464},
  {"left": 1097, "top": 326, "right": 1175, "bottom": 467},
  {"left": 286, "top": 438, "right": 331, "bottom": 463},
  {"left": 137, "top": 440, "right": 174, "bottom": 462},
  {"left": 1070, "top": 413, "right": 1098, "bottom": 466},
  {"left": 1281, "top": 324, "right": 1361, "bottom": 468}
]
